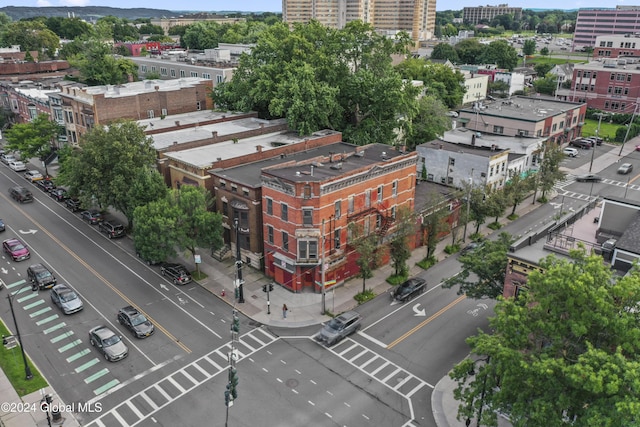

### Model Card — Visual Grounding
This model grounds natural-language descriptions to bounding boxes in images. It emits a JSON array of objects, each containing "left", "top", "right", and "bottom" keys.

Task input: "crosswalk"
[
  {"left": 554, "top": 175, "right": 640, "bottom": 201},
  {"left": 85, "top": 327, "right": 278, "bottom": 427},
  {"left": 6, "top": 279, "right": 121, "bottom": 396}
]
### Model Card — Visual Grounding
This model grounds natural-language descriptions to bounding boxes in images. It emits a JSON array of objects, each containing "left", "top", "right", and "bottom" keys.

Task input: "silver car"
[
  {"left": 89, "top": 325, "right": 129, "bottom": 362},
  {"left": 316, "top": 311, "right": 362, "bottom": 346},
  {"left": 50, "top": 284, "right": 84, "bottom": 314}
]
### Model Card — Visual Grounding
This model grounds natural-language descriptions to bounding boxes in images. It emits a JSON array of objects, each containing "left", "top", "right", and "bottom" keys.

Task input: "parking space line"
[
  {"left": 85, "top": 368, "right": 109, "bottom": 384},
  {"left": 58, "top": 339, "right": 82, "bottom": 353},
  {"left": 93, "top": 379, "right": 120, "bottom": 396},
  {"left": 30, "top": 307, "right": 52, "bottom": 318},
  {"left": 50, "top": 331, "right": 74, "bottom": 343},
  {"left": 23, "top": 299, "right": 45, "bottom": 310},
  {"left": 17, "top": 293, "right": 38, "bottom": 303},
  {"left": 337, "top": 342, "right": 358, "bottom": 356},
  {"left": 111, "top": 409, "right": 128, "bottom": 426},
  {"left": 203, "top": 355, "right": 224, "bottom": 371},
  {"left": 43, "top": 322, "right": 67, "bottom": 335},
  {"left": 371, "top": 361, "right": 390, "bottom": 376},
  {"left": 381, "top": 367, "right": 402, "bottom": 383},
  {"left": 154, "top": 384, "right": 172, "bottom": 402},
  {"left": 35, "top": 314, "right": 58, "bottom": 325},
  {"left": 75, "top": 358, "right": 100, "bottom": 373},
  {"left": 66, "top": 349, "right": 90, "bottom": 363},
  {"left": 393, "top": 375, "right": 414, "bottom": 390},
  {"left": 179, "top": 369, "right": 197, "bottom": 386}
]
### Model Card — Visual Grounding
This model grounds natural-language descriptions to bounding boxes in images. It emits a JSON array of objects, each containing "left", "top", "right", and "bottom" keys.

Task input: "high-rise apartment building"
[
  {"left": 573, "top": 7, "right": 640, "bottom": 51},
  {"left": 282, "top": 0, "right": 436, "bottom": 44},
  {"left": 462, "top": 4, "right": 522, "bottom": 25}
]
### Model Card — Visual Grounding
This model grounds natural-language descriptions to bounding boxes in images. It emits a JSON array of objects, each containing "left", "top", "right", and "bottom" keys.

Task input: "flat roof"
[
  {"left": 81, "top": 77, "right": 208, "bottom": 98},
  {"left": 441, "top": 128, "right": 544, "bottom": 149},
  {"left": 459, "top": 96, "right": 583, "bottom": 121},
  {"left": 418, "top": 139, "right": 508, "bottom": 157},
  {"left": 138, "top": 111, "right": 252, "bottom": 134}
]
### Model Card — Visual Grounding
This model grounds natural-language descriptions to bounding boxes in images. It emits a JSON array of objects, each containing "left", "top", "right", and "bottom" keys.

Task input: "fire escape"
[{"left": 346, "top": 201, "right": 395, "bottom": 239}]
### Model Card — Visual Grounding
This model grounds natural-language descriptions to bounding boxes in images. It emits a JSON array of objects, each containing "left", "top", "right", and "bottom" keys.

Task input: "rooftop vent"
[{"left": 330, "top": 162, "right": 343, "bottom": 170}]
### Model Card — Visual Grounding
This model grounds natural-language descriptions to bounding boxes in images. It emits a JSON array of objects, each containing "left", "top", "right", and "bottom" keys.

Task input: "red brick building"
[{"left": 262, "top": 143, "right": 417, "bottom": 293}]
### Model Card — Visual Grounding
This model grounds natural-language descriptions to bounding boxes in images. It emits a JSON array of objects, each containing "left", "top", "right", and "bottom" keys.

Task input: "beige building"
[
  {"left": 461, "top": 71, "right": 489, "bottom": 105},
  {"left": 150, "top": 14, "right": 245, "bottom": 35},
  {"left": 282, "top": 0, "right": 436, "bottom": 44}
]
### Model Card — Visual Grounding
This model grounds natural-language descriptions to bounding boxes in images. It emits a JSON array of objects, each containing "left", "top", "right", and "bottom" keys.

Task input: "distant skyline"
[{"left": 2, "top": 0, "right": 633, "bottom": 12}]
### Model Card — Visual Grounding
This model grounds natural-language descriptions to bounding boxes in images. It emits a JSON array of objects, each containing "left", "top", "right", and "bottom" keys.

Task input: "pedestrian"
[{"left": 282, "top": 304, "right": 288, "bottom": 319}]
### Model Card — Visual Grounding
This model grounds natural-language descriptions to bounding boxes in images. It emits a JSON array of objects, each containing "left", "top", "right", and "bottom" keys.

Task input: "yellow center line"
[
  {"left": 387, "top": 294, "right": 467, "bottom": 349},
  {"left": 2, "top": 192, "right": 191, "bottom": 354},
  {"left": 628, "top": 173, "right": 640, "bottom": 185}
]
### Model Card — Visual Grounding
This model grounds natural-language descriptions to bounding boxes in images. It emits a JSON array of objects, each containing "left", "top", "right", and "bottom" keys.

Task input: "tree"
[
  {"left": 481, "top": 40, "right": 518, "bottom": 70},
  {"left": 430, "top": 43, "right": 460, "bottom": 63},
  {"left": 67, "top": 39, "right": 138, "bottom": 85},
  {"left": 522, "top": 39, "right": 536, "bottom": 56},
  {"left": 403, "top": 95, "right": 451, "bottom": 150},
  {"left": 349, "top": 222, "right": 382, "bottom": 293},
  {"left": 443, "top": 232, "right": 513, "bottom": 299},
  {"left": 455, "top": 39, "right": 486, "bottom": 65},
  {"left": 451, "top": 250, "right": 640, "bottom": 426},
  {"left": 112, "top": 167, "right": 168, "bottom": 229},
  {"left": 420, "top": 191, "right": 451, "bottom": 259},
  {"left": 57, "top": 120, "right": 156, "bottom": 225},
  {"left": 133, "top": 199, "right": 179, "bottom": 264},
  {"left": 389, "top": 207, "right": 415, "bottom": 277},
  {"left": 533, "top": 76, "right": 558, "bottom": 96},
  {"left": 484, "top": 189, "right": 508, "bottom": 224},
  {"left": 469, "top": 188, "right": 488, "bottom": 234},
  {"left": 3, "top": 114, "right": 61, "bottom": 174},
  {"left": 1, "top": 20, "right": 59, "bottom": 59},
  {"left": 395, "top": 59, "right": 466, "bottom": 109},
  {"left": 540, "top": 46, "right": 550, "bottom": 57},
  {"left": 504, "top": 171, "right": 532, "bottom": 216},
  {"left": 534, "top": 62, "right": 553, "bottom": 77},
  {"left": 537, "top": 142, "right": 565, "bottom": 200}
]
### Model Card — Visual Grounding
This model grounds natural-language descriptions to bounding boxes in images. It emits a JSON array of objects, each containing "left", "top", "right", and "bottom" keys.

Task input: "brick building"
[
  {"left": 573, "top": 7, "right": 640, "bottom": 52},
  {"left": 261, "top": 143, "right": 417, "bottom": 293},
  {"left": 593, "top": 33, "right": 640, "bottom": 59}
]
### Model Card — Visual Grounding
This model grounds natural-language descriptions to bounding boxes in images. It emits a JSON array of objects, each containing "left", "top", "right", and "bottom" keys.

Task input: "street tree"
[
  {"left": 484, "top": 189, "right": 509, "bottom": 224},
  {"left": 57, "top": 120, "right": 156, "bottom": 224},
  {"left": 469, "top": 187, "right": 488, "bottom": 234},
  {"left": 540, "top": 46, "right": 550, "bottom": 57},
  {"left": 504, "top": 171, "right": 532, "bottom": 216},
  {"left": 430, "top": 43, "right": 460, "bottom": 63},
  {"left": 349, "top": 222, "right": 382, "bottom": 294},
  {"left": 389, "top": 207, "right": 415, "bottom": 278},
  {"left": 133, "top": 199, "right": 179, "bottom": 264},
  {"left": 537, "top": 142, "right": 565, "bottom": 200},
  {"left": 3, "top": 114, "right": 61, "bottom": 174},
  {"left": 420, "top": 191, "right": 451, "bottom": 259},
  {"left": 403, "top": 95, "right": 451, "bottom": 150},
  {"left": 522, "top": 39, "right": 536, "bottom": 56},
  {"left": 112, "top": 167, "right": 168, "bottom": 229},
  {"left": 450, "top": 250, "right": 640, "bottom": 426},
  {"left": 443, "top": 232, "right": 513, "bottom": 299}
]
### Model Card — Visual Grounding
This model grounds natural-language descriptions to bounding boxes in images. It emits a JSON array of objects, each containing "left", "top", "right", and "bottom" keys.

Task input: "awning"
[{"left": 457, "top": 117, "right": 470, "bottom": 123}]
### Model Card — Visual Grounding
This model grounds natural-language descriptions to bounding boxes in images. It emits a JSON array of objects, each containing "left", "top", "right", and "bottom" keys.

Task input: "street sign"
[{"left": 194, "top": 254, "right": 202, "bottom": 264}]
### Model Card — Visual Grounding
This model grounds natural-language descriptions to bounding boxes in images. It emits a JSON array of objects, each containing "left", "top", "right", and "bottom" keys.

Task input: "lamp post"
[
  {"left": 464, "top": 356, "right": 491, "bottom": 427},
  {"left": 6, "top": 285, "right": 35, "bottom": 380},
  {"left": 588, "top": 113, "right": 607, "bottom": 173},
  {"left": 233, "top": 218, "right": 244, "bottom": 304},
  {"left": 462, "top": 170, "right": 474, "bottom": 243}
]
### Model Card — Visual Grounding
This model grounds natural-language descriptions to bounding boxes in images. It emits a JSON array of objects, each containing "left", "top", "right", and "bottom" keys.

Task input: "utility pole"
[
  {"left": 7, "top": 288, "right": 34, "bottom": 381},
  {"left": 619, "top": 103, "right": 638, "bottom": 156},
  {"left": 589, "top": 112, "right": 606, "bottom": 173},
  {"left": 234, "top": 218, "right": 244, "bottom": 303},
  {"left": 462, "top": 169, "right": 473, "bottom": 243},
  {"left": 320, "top": 219, "right": 326, "bottom": 315}
]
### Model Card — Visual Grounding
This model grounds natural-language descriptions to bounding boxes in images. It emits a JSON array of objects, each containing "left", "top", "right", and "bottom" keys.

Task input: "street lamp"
[
  {"left": 464, "top": 356, "right": 491, "bottom": 427},
  {"left": 6, "top": 284, "right": 36, "bottom": 381},
  {"left": 462, "top": 170, "right": 474, "bottom": 243},
  {"left": 588, "top": 112, "right": 607, "bottom": 173}
]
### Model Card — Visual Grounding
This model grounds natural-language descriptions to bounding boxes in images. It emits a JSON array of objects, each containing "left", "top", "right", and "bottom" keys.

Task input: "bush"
[
  {"left": 417, "top": 256, "right": 437, "bottom": 270},
  {"left": 487, "top": 221, "right": 502, "bottom": 230},
  {"left": 537, "top": 196, "right": 548, "bottom": 204},
  {"left": 444, "top": 244, "right": 461, "bottom": 254},
  {"left": 386, "top": 274, "right": 408, "bottom": 285},
  {"left": 354, "top": 289, "right": 376, "bottom": 304},
  {"left": 469, "top": 232, "right": 483, "bottom": 241},
  {"left": 507, "top": 213, "right": 519, "bottom": 221}
]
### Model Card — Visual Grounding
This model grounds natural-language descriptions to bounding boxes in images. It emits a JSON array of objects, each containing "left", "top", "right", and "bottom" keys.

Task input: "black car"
[
  {"left": 36, "top": 179, "right": 56, "bottom": 192},
  {"left": 80, "top": 209, "right": 103, "bottom": 224},
  {"left": 98, "top": 221, "right": 125, "bottom": 239},
  {"left": 27, "top": 263, "right": 57, "bottom": 290},
  {"left": 117, "top": 306, "right": 154, "bottom": 338},
  {"left": 460, "top": 241, "right": 482, "bottom": 255},
  {"left": 0, "top": 218, "right": 4, "bottom": 232},
  {"left": 49, "top": 188, "right": 69, "bottom": 202},
  {"left": 575, "top": 174, "right": 602, "bottom": 182},
  {"left": 569, "top": 139, "right": 593, "bottom": 149},
  {"left": 65, "top": 198, "right": 82, "bottom": 212},
  {"left": 390, "top": 277, "right": 427, "bottom": 303},
  {"left": 160, "top": 263, "right": 193, "bottom": 285}
]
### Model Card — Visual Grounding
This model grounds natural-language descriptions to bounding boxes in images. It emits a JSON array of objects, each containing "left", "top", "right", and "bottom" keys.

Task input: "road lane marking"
[
  {"left": 75, "top": 358, "right": 99, "bottom": 373},
  {"left": 29, "top": 307, "right": 52, "bottom": 318},
  {"left": 17, "top": 293, "right": 38, "bottom": 303},
  {"left": 43, "top": 322, "right": 67, "bottom": 334},
  {"left": 58, "top": 339, "right": 82, "bottom": 353},
  {"left": 85, "top": 368, "right": 109, "bottom": 384},
  {"left": 35, "top": 314, "right": 58, "bottom": 325},
  {"left": 6, "top": 279, "right": 26, "bottom": 289},
  {"left": 66, "top": 349, "right": 90, "bottom": 363},
  {"left": 93, "top": 379, "right": 120, "bottom": 396},
  {"left": 50, "top": 331, "right": 74, "bottom": 343},
  {"left": 23, "top": 299, "right": 45, "bottom": 310},
  {"left": 387, "top": 294, "right": 467, "bottom": 349}
]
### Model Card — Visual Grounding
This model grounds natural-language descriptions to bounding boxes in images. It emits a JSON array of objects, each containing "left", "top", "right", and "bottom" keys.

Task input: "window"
[
  {"left": 559, "top": 121, "right": 564, "bottom": 129},
  {"left": 202, "top": 73, "right": 211, "bottom": 79},
  {"left": 222, "top": 201, "right": 228, "bottom": 216},
  {"left": 161, "top": 108, "right": 168, "bottom": 116},
  {"left": 376, "top": 214, "right": 382, "bottom": 229},
  {"left": 235, "top": 210, "right": 249, "bottom": 229},
  {"left": 493, "top": 125, "right": 504, "bottom": 134},
  {"left": 552, "top": 123, "right": 557, "bottom": 132},
  {"left": 348, "top": 196, "right": 354, "bottom": 214},
  {"left": 180, "top": 70, "right": 186, "bottom": 78},
  {"left": 449, "top": 158, "right": 455, "bottom": 166},
  {"left": 147, "top": 110, "right": 155, "bottom": 119},
  {"left": 27, "top": 106, "right": 37, "bottom": 120},
  {"left": 282, "top": 232, "right": 289, "bottom": 251},
  {"left": 303, "top": 185, "right": 311, "bottom": 199},
  {"left": 267, "top": 226, "right": 274, "bottom": 244},
  {"left": 190, "top": 71, "right": 198, "bottom": 77},
  {"left": 231, "top": 185, "right": 237, "bottom": 193},
  {"left": 303, "top": 208, "right": 313, "bottom": 226},
  {"left": 170, "top": 69, "right": 176, "bottom": 77},
  {"left": 141, "top": 65, "right": 147, "bottom": 72},
  {"left": 490, "top": 166, "right": 494, "bottom": 177},
  {"left": 243, "top": 189, "right": 249, "bottom": 197},
  {"left": 160, "top": 67, "right": 167, "bottom": 76},
  {"left": 266, "top": 198, "right": 273, "bottom": 215},
  {"left": 628, "top": 74, "right": 633, "bottom": 82},
  {"left": 334, "top": 229, "right": 340, "bottom": 250},
  {"left": 298, "top": 239, "right": 318, "bottom": 261},
  {"left": 365, "top": 190, "right": 371, "bottom": 208},
  {"left": 219, "top": 180, "right": 226, "bottom": 189},
  {"left": 196, "top": 101, "right": 201, "bottom": 111},
  {"left": 281, "top": 203, "right": 288, "bottom": 221},
  {"left": 217, "top": 75, "right": 224, "bottom": 84},
  {"left": 377, "top": 185, "right": 383, "bottom": 203},
  {"left": 334, "top": 200, "right": 341, "bottom": 219},
  {"left": 391, "top": 206, "right": 396, "bottom": 219},
  {"left": 392, "top": 180, "right": 398, "bottom": 197}
]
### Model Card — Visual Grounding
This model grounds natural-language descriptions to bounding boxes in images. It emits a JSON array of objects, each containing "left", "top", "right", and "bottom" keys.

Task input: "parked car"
[
  {"left": 575, "top": 174, "right": 602, "bottom": 182},
  {"left": 618, "top": 163, "right": 634, "bottom": 175},
  {"left": 80, "top": 209, "right": 103, "bottom": 224},
  {"left": 136, "top": 250, "right": 163, "bottom": 266},
  {"left": 36, "top": 179, "right": 56, "bottom": 192},
  {"left": 9, "top": 161, "right": 27, "bottom": 172},
  {"left": 460, "top": 241, "right": 484, "bottom": 255},
  {"left": 1, "top": 153, "right": 16, "bottom": 164},
  {"left": 3, "top": 238, "right": 31, "bottom": 261},
  {"left": 563, "top": 147, "right": 579, "bottom": 157},
  {"left": 24, "top": 170, "right": 44, "bottom": 182},
  {"left": 315, "top": 311, "right": 362, "bottom": 346},
  {"left": 584, "top": 136, "right": 603, "bottom": 146},
  {"left": 89, "top": 325, "right": 128, "bottom": 362},
  {"left": 50, "top": 284, "right": 84, "bottom": 314},
  {"left": 49, "top": 188, "right": 69, "bottom": 202},
  {"left": 98, "top": 221, "right": 125, "bottom": 239},
  {"left": 27, "top": 263, "right": 57, "bottom": 290},
  {"left": 390, "top": 277, "right": 427, "bottom": 303},
  {"left": 9, "top": 186, "right": 33, "bottom": 203},
  {"left": 65, "top": 198, "right": 82, "bottom": 212},
  {"left": 160, "top": 263, "right": 192, "bottom": 285},
  {"left": 635, "top": 144, "right": 640, "bottom": 152},
  {"left": 0, "top": 218, "right": 4, "bottom": 232},
  {"left": 569, "top": 139, "right": 592, "bottom": 149},
  {"left": 117, "top": 306, "right": 154, "bottom": 338}
]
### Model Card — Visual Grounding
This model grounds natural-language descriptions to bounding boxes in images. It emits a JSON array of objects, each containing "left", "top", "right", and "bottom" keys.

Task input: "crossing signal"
[
  {"left": 262, "top": 284, "right": 267, "bottom": 292},
  {"left": 229, "top": 368, "right": 239, "bottom": 399},
  {"left": 231, "top": 314, "right": 240, "bottom": 333},
  {"left": 269, "top": 283, "right": 274, "bottom": 292}
]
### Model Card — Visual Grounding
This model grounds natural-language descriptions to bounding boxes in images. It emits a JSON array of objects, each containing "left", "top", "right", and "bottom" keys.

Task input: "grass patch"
[
  {"left": 0, "top": 319, "right": 48, "bottom": 397},
  {"left": 581, "top": 118, "right": 621, "bottom": 142},
  {"left": 444, "top": 244, "right": 461, "bottom": 254},
  {"left": 537, "top": 196, "right": 548, "bottom": 204},
  {"left": 417, "top": 256, "right": 437, "bottom": 270},
  {"left": 354, "top": 289, "right": 376, "bottom": 304},
  {"left": 487, "top": 221, "right": 502, "bottom": 230},
  {"left": 386, "top": 274, "right": 408, "bottom": 286},
  {"left": 469, "top": 232, "right": 484, "bottom": 241},
  {"left": 507, "top": 213, "right": 519, "bottom": 221},
  {"left": 191, "top": 270, "right": 208, "bottom": 281}
]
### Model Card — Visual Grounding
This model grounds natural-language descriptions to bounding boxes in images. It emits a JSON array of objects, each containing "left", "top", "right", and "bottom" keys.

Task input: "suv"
[
  {"left": 27, "top": 263, "right": 57, "bottom": 290},
  {"left": 160, "top": 263, "right": 192, "bottom": 285},
  {"left": 98, "top": 221, "right": 125, "bottom": 239},
  {"left": 316, "top": 311, "right": 362, "bottom": 346},
  {"left": 9, "top": 186, "right": 33, "bottom": 203},
  {"left": 391, "top": 277, "right": 427, "bottom": 303},
  {"left": 117, "top": 306, "right": 154, "bottom": 338},
  {"left": 80, "top": 209, "right": 103, "bottom": 224},
  {"left": 569, "top": 139, "right": 592, "bottom": 149},
  {"left": 1, "top": 153, "right": 16, "bottom": 164},
  {"left": 563, "top": 147, "right": 579, "bottom": 157},
  {"left": 65, "top": 198, "right": 82, "bottom": 212}
]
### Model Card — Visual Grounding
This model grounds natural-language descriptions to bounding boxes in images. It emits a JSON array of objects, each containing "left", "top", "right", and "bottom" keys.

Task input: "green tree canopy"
[
  {"left": 395, "top": 59, "right": 466, "bottom": 109},
  {"left": 522, "top": 39, "right": 536, "bottom": 56},
  {"left": 3, "top": 114, "right": 61, "bottom": 164},
  {"left": 455, "top": 39, "right": 486, "bottom": 65},
  {"left": 451, "top": 250, "right": 640, "bottom": 426},
  {"left": 403, "top": 95, "right": 451, "bottom": 150},
  {"left": 480, "top": 40, "right": 518, "bottom": 70},
  {"left": 349, "top": 222, "right": 382, "bottom": 294},
  {"left": 67, "top": 39, "right": 138, "bottom": 85},
  {"left": 1, "top": 20, "right": 59, "bottom": 59},
  {"left": 430, "top": 43, "right": 460, "bottom": 63}
]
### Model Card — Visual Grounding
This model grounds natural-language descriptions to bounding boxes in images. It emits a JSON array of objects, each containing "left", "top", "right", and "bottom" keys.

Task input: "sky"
[{"left": 3, "top": 0, "right": 633, "bottom": 12}]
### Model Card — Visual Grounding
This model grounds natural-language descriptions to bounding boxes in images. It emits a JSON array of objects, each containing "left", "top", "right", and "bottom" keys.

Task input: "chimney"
[
  {"left": 310, "top": 165, "right": 314, "bottom": 176},
  {"left": 256, "top": 145, "right": 262, "bottom": 153},
  {"left": 471, "top": 134, "right": 476, "bottom": 145},
  {"left": 491, "top": 144, "right": 496, "bottom": 151},
  {"left": 175, "top": 121, "right": 180, "bottom": 126},
  {"left": 212, "top": 131, "right": 218, "bottom": 138}
]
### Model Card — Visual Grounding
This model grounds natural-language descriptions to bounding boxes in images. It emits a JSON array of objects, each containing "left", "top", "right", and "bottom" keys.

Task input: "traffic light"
[
  {"left": 269, "top": 283, "right": 274, "bottom": 292},
  {"left": 231, "top": 314, "right": 240, "bottom": 333},
  {"left": 262, "top": 284, "right": 267, "bottom": 293},
  {"left": 224, "top": 389, "right": 230, "bottom": 406},
  {"left": 229, "top": 368, "right": 239, "bottom": 399}
]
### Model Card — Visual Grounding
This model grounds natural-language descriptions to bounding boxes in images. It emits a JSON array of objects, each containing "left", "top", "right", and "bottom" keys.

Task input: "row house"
[
  {"left": 0, "top": 80, "right": 59, "bottom": 124},
  {"left": 130, "top": 57, "right": 235, "bottom": 87},
  {"left": 262, "top": 143, "right": 417, "bottom": 292}
]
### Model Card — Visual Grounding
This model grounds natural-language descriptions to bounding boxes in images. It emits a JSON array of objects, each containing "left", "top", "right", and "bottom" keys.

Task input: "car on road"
[
  {"left": 1, "top": 153, "right": 16, "bottom": 164},
  {"left": 618, "top": 163, "right": 634, "bottom": 175},
  {"left": 49, "top": 188, "right": 69, "bottom": 202},
  {"left": 27, "top": 263, "right": 57, "bottom": 290},
  {"left": 89, "top": 325, "right": 128, "bottom": 362},
  {"left": 390, "top": 277, "right": 427, "bottom": 303},
  {"left": 24, "top": 170, "right": 44, "bottom": 182},
  {"left": 65, "top": 198, "right": 82, "bottom": 212},
  {"left": 117, "top": 306, "right": 154, "bottom": 338},
  {"left": 315, "top": 311, "right": 362, "bottom": 346},
  {"left": 9, "top": 161, "right": 27, "bottom": 172},
  {"left": 575, "top": 174, "right": 602, "bottom": 182},
  {"left": 98, "top": 221, "right": 125, "bottom": 239},
  {"left": 636, "top": 144, "right": 640, "bottom": 152},
  {"left": 160, "top": 263, "right": 193, "bottom": 285},
  {"left": 0, "top": 218, "right": 4, "bottom": 232},
  {"left": 3, "top": 238, "right": 31, "bottom": 261},
  {"left": 80, "top": 209, "right": 103, "bottom": 224},
  {"left": 569, "top": 139, "right": 592, "bottom": 149},
  {"left": 50, "top": 284, "right": 84, "bottom": 314},
  {"left": 9, "top": 186, "right": 33, "bottom": 203},
  {"left": 36, "top": 179, "right": 56, "bottom": 192},
  {"left": 563, "top": 147, "right": 579, "bottom": 157},
  {"left": 460, "top": 241, "right": 484, "bottom": 255}
]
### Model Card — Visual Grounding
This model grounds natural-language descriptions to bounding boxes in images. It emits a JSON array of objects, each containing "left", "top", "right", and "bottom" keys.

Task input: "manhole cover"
[{"left": 285, "top": 379, "right": 299, "bottom": 388}]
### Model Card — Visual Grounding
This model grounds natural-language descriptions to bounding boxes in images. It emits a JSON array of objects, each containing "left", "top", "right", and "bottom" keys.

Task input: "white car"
[
  {"left": 9, "top": 161, "right": 27, "bottom": 172},
  {"left": 24, "top": 170, "right": 44, "bottom": 182},
  {"left": 1, "top": 153, "right": 16, "bottom": 164},
  {"left": 563, "top": 147, "right": 579, "bottom": 157}
]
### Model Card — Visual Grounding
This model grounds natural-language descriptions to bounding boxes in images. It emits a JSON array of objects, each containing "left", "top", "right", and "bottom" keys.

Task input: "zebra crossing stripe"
[
  {"left": 50, "top": 331, "right": 74, "bottom": 343},
  {"left": 23, "top": 299, "right": 45, "bottom": 310},
  {"left": 43, "top": 322, "right": 67, "bottom": 335}
]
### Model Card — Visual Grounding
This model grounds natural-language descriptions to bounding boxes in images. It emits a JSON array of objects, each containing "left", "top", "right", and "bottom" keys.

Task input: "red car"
[
  {"left": 3, "top": 238, "right": 31, "bottom": 262},
  {"left": 635, "top": 144, "right": 640, "bottom": 151}
]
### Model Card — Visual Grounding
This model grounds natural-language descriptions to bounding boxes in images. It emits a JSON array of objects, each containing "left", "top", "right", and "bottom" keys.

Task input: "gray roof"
[
  {"left": 441, "top": 128, "right": 544, "bottom": 150},
  {"left": 417, "top": 139, "right": 508, "bottom": 158},
  {"left": 459, "top": 96, "right": 583, "bottom": 122},
  {"left": 615, "top": 212, "right": 640, "bottom": 254}
]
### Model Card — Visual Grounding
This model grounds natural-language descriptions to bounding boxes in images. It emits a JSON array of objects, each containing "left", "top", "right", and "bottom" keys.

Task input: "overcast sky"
[{"left": 5, "top": 0, "right": 625, "bottom": 12}]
